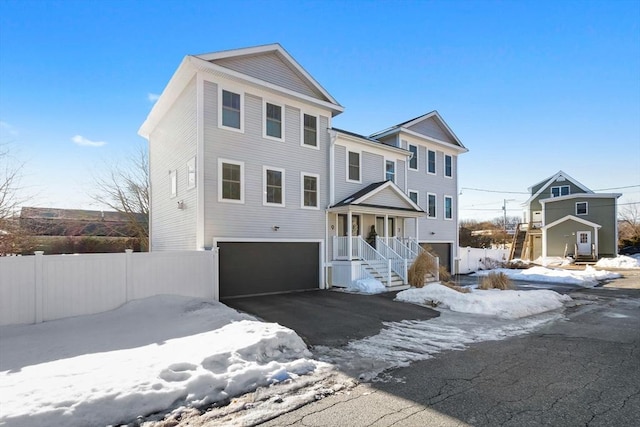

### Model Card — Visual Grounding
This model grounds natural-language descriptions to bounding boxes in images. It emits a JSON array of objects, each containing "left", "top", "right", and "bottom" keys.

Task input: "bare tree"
[
  {"left": 90, "top": 146, "right": 149, "bottom": 251},
  {"left": 0, "top": 143, "right": 32, "bottom": 254},
  {"left": 619, "top": 202, "right": 640, "bottom": 246}
]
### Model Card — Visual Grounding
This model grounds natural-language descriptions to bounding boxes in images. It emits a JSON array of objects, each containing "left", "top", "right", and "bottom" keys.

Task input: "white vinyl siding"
[
  {"left": 186, "top": 157, "right": 196, "bottom": 189},
  {"left": 408, "top": 144, "right": 418, "bottom": 170},
  {"left": 427, "top": 150, "right": 436, "bottom": 175},
  {"left": 219, "top": 88, "right": 243, "bottom": 132},
  {"left": 444, "top": 195, "right": 453, "bottom": 220},
  {"left": 301, "top": 173, "right": 319, "bottom": 209},
  {"left": 444, "top": 154, "right": 453, "bottom": 178},
  {"left": 170, "top": 170, "right": 177, "bottom": 198},
  {"left": 385, "top": 160, "right": 395, "bottom": 182},
  {"left": 347, "top": 151, "right": 361, "bottom": 182},
  {"left": 427, "top": 193, "right": 437, "bottom": 218},
  {"left": 263, "top": 166, "right": 285, "bottom": 207},
  {"left": 264, "top": 101, "right": 284, "bottom": 141},
  {"left": 218, "top": 159, "right": 244, "bottom": 203},
  {"left": 576, "top": 202, "right": 588, "bottom": 215},
  {"left": 302, "top": 113, "right": 318, "bottom": 148}
]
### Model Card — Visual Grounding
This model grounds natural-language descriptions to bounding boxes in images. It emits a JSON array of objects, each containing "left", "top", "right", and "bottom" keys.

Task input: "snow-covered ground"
[
  {"left": 595, "top": 254, "right": 640, "bottom": 269},
  {"left": 473, "top": 265, "right": 621, "bottom": 286},
  {"left": 0, "top": 296, "right": 332, "bottom": 427}
]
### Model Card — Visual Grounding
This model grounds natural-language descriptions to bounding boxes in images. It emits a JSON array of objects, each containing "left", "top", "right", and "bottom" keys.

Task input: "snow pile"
[
  {"left": 348, "top": 278, "right": 386, "bottom": 294},
  {"left": 473, "top": 266, "right": 620, "bottom": 286},
  {"left": 396, "top": 283, "right": 571, "bottom": 319},
  {"left": 533, "top": 256, "right": 574, "bottom": 267},
  {"left": 0, "top": 296, "right": 327, "bottom": 427},
  {"left": 595, "top": 255, "right": 640, "bottom": 269}
]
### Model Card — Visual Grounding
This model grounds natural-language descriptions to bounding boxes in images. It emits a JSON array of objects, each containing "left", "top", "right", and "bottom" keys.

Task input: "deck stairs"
[{"left": 509, "top": 224, "right": 527, "bottom": 261}]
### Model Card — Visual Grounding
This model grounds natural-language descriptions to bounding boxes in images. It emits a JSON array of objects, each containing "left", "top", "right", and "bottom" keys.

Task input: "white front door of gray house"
[{"left": 577, "top": 231, "right": 591, "bottom": 255}]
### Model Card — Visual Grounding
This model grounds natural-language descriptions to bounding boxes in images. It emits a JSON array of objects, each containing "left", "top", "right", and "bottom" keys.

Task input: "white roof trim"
[
  {"left": 352, "top": 180, "right": 423, "bottom": 212},
  {"left": 195, "top": 43, "right": 342, "bottom": 108},
  {"left": 331, "top": 129, "right": 411, "bottom": 157},
  {"left": 541, "top": 215, "right": 602, "bottom": 230},
  {"left": 524, "top": 171, "right": 594, "bottom": 205},
  {"left": 540, "top": 192, "right": 622, "bottom": 204}
]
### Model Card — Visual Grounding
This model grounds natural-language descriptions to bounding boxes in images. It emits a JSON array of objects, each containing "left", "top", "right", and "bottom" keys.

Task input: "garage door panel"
[{"left": 219, "top": 242, "right": 319, "bottom": 299}]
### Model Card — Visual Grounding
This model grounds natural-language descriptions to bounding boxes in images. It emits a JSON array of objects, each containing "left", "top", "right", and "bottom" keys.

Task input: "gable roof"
[
  {"left": 331, "top": 181, "right": 423, "bottom": 213},
  {"left": 524, "top": 171, "right": 593, "bottom": 205},
  {"left": 331, "top": 128, "right": 411, "bottom": 156},
  {"left": 541, "top": 214, "right": 602, "bottom": 231},
  {"left": 369, "top": 111, "right": 467, "bottom": 153}
]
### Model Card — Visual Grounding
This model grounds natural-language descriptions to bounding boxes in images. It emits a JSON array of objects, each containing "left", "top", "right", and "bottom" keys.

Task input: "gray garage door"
[
  {"left": 218, "top": 242, "right": 320, "bottom": 299},
  {"left": 421, "top": 243, "right": 452, "bottom": 273}
]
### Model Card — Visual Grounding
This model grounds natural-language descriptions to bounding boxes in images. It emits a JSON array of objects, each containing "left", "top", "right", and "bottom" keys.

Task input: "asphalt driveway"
[{"left": 223, "top": 289, "right": 439, "bottom": 347}]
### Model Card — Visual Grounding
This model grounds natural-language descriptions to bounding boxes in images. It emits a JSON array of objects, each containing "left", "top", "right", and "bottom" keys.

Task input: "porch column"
[
  {"left": 384, "top": 214, "right": 389, "bottom": 239},
  {"left": 415, "top": 217, "right": 419, "bottom": 241},
  {"left": 347, "top": 210, "right": 353, "bottom": 260}
]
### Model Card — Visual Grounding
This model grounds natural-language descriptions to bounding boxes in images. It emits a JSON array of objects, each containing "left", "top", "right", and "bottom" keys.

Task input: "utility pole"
[{"left": 503, "top": 199, "right": 515, "bottom": 249}]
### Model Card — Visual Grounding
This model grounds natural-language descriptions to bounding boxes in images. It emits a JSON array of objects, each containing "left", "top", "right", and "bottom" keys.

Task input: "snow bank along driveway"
[{"left": 0, "top": 296, "right": 330, "bottom": 427}]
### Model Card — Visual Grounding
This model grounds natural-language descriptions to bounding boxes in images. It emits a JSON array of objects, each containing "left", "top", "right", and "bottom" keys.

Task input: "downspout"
[{"left": 325, "top": 129, "right": 338, "bottom": 290}]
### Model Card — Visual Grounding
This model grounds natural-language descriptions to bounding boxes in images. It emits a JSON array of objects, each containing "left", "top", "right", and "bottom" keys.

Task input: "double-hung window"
[
  {"left": 551, "top": 185, "right": 570, "bottom": 197},
  {"left": 444, "top": 196, "right": 453, "bottom": 220},
  {"left": 408, "top": 190, "right": 419, "bottom": 205},
  {"left": 576, "top": 202, "right": 588, "bottom": 215},
  {"left": 263, "top": 166, "right": 285, "bottom": 206},
  {"left": 348, "top": 151, "right": 360, "bottom": 182},
  {"left": 218, "top": 159, "right": 244, "bottom": 203},
  {"left": 301, "top": 173, "right": 319, "bottom": 209},
  {"left": 444, "top": 155, "right": 453, "bottom": 178},
  {"left": 302, "top": 113, "right": 318, "bottom": 148},
  {"left": 220, "top": 89, "right": 242, "bottom": 130},
  {"left": 408, "top": 144, "right": 418, "bottom": 170},
  {"left": 385, "top": 160, "right": 395, "bottom": 182},
  {"left": 427, "top": 193, "right": 437, "bottom": 218},
  {"left": 264, "top": 102, "right": 284, "bottom": 140},
  {"left": 427, "top": 150, "right": 436, "bottom": 174}
]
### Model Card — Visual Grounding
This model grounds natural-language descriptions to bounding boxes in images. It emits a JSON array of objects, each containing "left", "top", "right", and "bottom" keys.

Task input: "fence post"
[
  {"left": 125, "top": 249, "right": 133, "bottom": 302},
  {"left": 34, "top": 251, "right": 44, "bottom": 323},
  {"left": 403, "top": 259, "right": 408, "bottom": 284},
  {"left": 387, "top": 259, "right": 392, "bottom": 286}
]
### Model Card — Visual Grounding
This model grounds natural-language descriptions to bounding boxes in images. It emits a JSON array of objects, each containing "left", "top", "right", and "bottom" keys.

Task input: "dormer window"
[{"left": 551, "top": 185, "right": 570, "bottom": 198}]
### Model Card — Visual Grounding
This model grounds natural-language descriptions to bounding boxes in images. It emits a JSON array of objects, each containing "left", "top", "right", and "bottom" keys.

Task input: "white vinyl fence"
[
  {"left": 457, "top": 247, "right": 510, "bottom": 275},
  {"left": 0, "top": 250, "right": 216, "bottom": 326}
]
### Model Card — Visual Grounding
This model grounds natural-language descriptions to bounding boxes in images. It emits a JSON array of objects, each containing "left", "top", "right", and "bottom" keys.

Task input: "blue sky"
[{"left": 1, "top": 0, "right": 638, "bottom": 221}]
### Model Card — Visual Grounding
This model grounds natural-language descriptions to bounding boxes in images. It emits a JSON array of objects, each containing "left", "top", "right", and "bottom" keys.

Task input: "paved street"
[{"left": 261, "top": 286, "right": 640, "bottom": 427}]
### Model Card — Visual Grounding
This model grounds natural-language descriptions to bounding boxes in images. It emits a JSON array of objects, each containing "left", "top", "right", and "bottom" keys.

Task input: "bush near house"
[
  {"left": 478, "top": 272, "right": 514, "bottom": 290},
  {"left": 408, "top": 251, "right": 438, "bottom": 288}
]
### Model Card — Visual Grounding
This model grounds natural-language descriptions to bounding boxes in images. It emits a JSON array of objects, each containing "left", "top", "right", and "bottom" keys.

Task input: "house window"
[
  {"left": 385, "top": 160, "right": 395, "bottom": 182},
  {"left": 408, "top": 144, "right": 418, "bottom": 170},
  {"left": 170, "top": 170, "right": 177, "bottom": 198},
  {"left": 348, "top": 151, "right": 360, "bottom": 182},
  {"left": 302, "top": 113, "right": 318, "bottom": 147},
  {"left": 218, "top": 159, "right": 244, "bottom": 203},
  {"left": 186, "top": 157, "right": 196, "bottom": 189},
  {"left": 576, "top": 202, "right": 588, "bottom": 215},
  {"left": 551, "top": 185, "right": 570, "bottom": 198},
  {"left": 444, "top": 196, "right": 453, "bottom": 220},
  {"left": 263, "top": 167, "right": 285, "bottom": 206},
  {"left": 221, "top": 89, "right": 242, "bottom": 130},
  {"left": 408, "top": 190, "right": 419, "bottom": 205},
  {"left": 427, "top": 193, "right": 437, "bottom": 218},
  {"left": 427, "top": 150, "right": 436, "bottom": 174},
  {"left": 264, "top": 102, "right": 283, "bottom": 140},
  {"left": 301, "top": 173, "right": 319, "bottom": 209},
  {"left": 444, "top": 155, "right": 453, "bottom": 178}
]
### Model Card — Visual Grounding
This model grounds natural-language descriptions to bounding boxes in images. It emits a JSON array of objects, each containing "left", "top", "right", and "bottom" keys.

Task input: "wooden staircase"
[{"left": 509, "top": 224, "right": 527, "bottom": 260}]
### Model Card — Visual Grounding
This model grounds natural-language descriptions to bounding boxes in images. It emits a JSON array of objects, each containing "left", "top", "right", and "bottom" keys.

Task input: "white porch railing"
[
  {"left": 376, "top": 237, "right": 408, "bottom": 283},
  {"left": 333, "top": 236, "right": 392, "bottom": 285}
]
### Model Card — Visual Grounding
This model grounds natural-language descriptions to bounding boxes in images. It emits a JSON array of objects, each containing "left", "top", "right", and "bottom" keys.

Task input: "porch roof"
[{"left": 329, "top": 181, "right": 425, "bottom": 218}]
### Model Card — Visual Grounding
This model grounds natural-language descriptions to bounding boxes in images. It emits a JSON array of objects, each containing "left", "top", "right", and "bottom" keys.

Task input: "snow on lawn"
[
  {"left": 595, "top": 255, "right": 640, "bottom": 269},
  {"left": 396, "top": 283, "right": 571, "bottom": 319},
  {"left": 473, "top": 266, "right": 621, "bottom": 286},
  {"left": 0, "top": 295, "right": 329, "bottom": 427}
]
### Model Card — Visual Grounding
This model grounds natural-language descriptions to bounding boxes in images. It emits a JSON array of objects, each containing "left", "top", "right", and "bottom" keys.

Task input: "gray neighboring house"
[
  {"left": 511, "top": 171, "right": 621, "bottom": 262},
  {"left": 138, "top": 43, "right": 468, "bottom": 298}
]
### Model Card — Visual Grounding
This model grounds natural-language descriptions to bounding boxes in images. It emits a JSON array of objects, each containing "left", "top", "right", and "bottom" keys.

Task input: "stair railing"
[
  {"left": 402, "top": 238, "right": 439, "bottom": 282},
  {"left": 376, "top": 237, "right": 407, "bottom": 283},
  {"left": 357, "top": 237, "right": 391, "bottom": 286}
]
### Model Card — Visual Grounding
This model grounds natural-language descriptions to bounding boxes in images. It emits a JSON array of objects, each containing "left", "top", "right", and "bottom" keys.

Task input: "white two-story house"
[{"left": 138, "top": 44, "right": 468, "bottom": 298}]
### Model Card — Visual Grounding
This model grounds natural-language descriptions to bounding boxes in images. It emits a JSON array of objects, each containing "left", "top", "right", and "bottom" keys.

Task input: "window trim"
[
  {"left": 263, "top": 100, "right": 285, "bottom": 142},
  {"left": 444, "top": 154, "right": 453, "bottom": 178},
  {"left": 347, "top": 150, "right": 361, "bottom": 183},
  {"left": 427, "top": 192, "right": 437, "bottom": 219},
  {"left": 263, "top": 166, "right": 286, "bottom": 207},
  {"left": 218, "top": 87, "right": 244, "bottom": 133},
  {"left": 427, "top": 149, "right": 436, "bottom": 175},
  {"left": 218, "top": 158, "right": 245, "bottom": 204},
  {"left": 301, "top": 172, "right": 320, "bottom": 210},
  {"left": 408, "top": 144, "right": 418, "bottom": 171},
  {"left": 551, "top": 185, "right": 570, "bottom": 198},
  {"left": 444, "top": 195, "right": 453, "bottom": 220},
  {"left": 186, "top": 157, "right": 196, "bottom": 190},
  {"left": 408, "top": 189, "right": 419, "bottom": 206},
  {"left": 576, "top": 201, "right": 588, "bottom": 216},
  {"left": 170, "top": 170, "right": 177, "bottom": 198},
  {"left": 301, "top": 112, "right": 319, "bottom": 149},
  {"left": 385, "top": 159, "right": 396, "bottom": 182}
]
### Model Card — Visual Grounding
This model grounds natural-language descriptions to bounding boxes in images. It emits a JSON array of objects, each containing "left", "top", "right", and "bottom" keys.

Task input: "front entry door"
[
  {"left": 576, "top": 231, "right": 591, "bottom": 255},
  {"left": 338, "top": 214, "right": 360, "bottom": 237}
]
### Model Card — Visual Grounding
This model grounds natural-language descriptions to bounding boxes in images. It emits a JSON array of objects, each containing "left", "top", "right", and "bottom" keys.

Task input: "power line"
[{"left": 460, "top": 184, "right": 640, "bottom": 194}]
